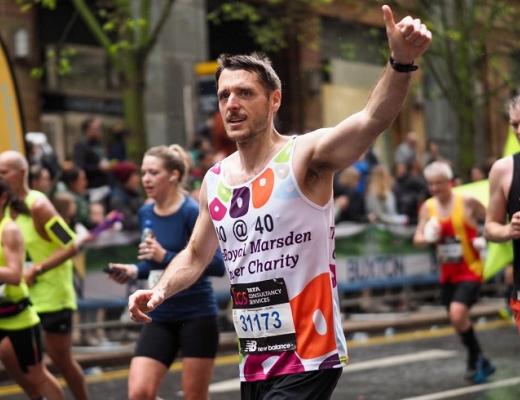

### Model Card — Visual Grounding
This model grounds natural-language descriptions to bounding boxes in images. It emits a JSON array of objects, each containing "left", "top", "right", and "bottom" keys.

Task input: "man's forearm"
[
  {"left": 484, "top": 222, "right": 512, "bottom": 243},
  {"left": 38, "top": 245, "right": 78, "bottom": 273},
  {"left": 363, "top": 66, "right": 413, "bottom": 133},
  {"left": 154, "top": 248, "right": 207, "bottom": 300}
]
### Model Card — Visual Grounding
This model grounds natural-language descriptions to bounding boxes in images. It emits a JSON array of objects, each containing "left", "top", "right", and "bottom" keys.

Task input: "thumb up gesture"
[{"left": 382, "top": 5, "right": 432, "bottom": 65}]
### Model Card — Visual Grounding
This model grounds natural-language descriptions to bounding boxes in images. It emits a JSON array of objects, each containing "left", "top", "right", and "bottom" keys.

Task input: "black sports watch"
[{"left": 389, "top": 56, "right": 418, "bottom": 73}]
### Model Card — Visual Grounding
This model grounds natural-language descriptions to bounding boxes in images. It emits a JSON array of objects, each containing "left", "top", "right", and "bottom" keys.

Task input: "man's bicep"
[
  {"left": 32, "top": 199, "right": 76, "bottom": 246},
  {"left": 486, "top": 165, "right": 508, "bottom": 224},
  {"left": 311, "top": 113, "right": 370, "bottom": 171}
]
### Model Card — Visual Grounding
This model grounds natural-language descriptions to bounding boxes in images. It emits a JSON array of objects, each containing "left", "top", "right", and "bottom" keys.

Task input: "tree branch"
[
  {"left": 143, "top": 0, "right": 176, "bottom": 55},
  {"left": 139, "top": 0, "right": 151, "bottom": 48},
  {"left": 71, "top": 0, "right": 112, "bottom": 52}
]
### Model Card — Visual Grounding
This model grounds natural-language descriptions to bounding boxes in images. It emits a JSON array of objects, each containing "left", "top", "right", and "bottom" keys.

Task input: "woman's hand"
[
  {"left": 138, "top": 237, "right": 166, "bottom": 263},
  {"left": 106, "top": 263, "right": 138, "bottom": 284}
]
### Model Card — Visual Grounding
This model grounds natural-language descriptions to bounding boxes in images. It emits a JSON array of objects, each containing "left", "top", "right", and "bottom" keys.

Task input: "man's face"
[
  {"left": 87, "top": 118, "right": 103, "bottom": 140},
  {"left": 217, "top": 69, "right": 280, "bottom": 144},
  {"left": 0, "top": 158, "right": 23, "bottom": 192},
  {"left": 510, "top": 105, "right": 520, "bottom": 142},
  {"left": 426, "top": 174, "right": 451, "bottom": 198}
]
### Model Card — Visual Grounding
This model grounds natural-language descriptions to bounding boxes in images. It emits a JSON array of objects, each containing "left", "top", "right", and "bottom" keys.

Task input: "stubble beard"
[{"left": 230, "top": 113, "right": 271, "bottom": 147}]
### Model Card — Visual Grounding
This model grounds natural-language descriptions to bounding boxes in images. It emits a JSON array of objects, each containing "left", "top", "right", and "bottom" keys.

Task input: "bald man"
[{"left": 0, "top": 151, "right": 88, "bottom": 400}]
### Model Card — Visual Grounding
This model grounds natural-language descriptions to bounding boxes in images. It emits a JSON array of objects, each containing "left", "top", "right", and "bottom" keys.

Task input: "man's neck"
[
  {"left": 236, "top": 129, "right": 284, "bottom": 175},
  {"left": 15, "top": 185, "right": 29, "bottom": 200},
  {"left": 436, "top": 190, "right": 453, "bottom": 206}
]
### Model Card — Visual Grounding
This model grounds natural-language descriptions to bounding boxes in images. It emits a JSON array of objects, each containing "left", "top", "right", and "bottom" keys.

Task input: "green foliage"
[
  {"left": 20, "top": 0, "right": 176, "bottom": 157},
  {"left": 17, "top": 0, "right": 56, "bottom": 12},
  {"left": 30, "top": 67, "right": 44, "bottom": 79},
  {"left": 45, "top": 47, "right": 77, "bottom": 76},
  {"left": 209, "top": 0, "right": 329, "bottom": 53}
]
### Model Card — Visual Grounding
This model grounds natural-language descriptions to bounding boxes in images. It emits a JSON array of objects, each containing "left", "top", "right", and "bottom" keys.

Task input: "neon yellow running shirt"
[
  {"left": 9, "top": 190, "right": 76, "bottom": 313},
  {"left": 0, "top": 217, "right": 39, "bottom": 330}
]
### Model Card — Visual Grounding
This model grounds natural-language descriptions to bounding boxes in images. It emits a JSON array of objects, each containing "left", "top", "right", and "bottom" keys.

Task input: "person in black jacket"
[{"left": 73, "top": 117, "right": 110, "bottom": 189}]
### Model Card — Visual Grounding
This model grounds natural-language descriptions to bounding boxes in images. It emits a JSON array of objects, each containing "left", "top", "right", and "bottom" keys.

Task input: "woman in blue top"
[{"left": 107, "top": 144, "right": 225, "bottom": 400}]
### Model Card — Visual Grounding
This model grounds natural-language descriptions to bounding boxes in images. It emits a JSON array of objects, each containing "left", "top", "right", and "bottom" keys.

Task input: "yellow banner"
[
  {"left": 0, "top": 36, "right": 25, "bottom": 154},
  {"left": 503, "top": 128, "right": 520, "bottom": 157}
]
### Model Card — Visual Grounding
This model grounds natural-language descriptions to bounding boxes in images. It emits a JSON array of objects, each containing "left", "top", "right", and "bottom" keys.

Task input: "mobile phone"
[{"left": 103, "top": 265, "right": 113, "bottom": 274}]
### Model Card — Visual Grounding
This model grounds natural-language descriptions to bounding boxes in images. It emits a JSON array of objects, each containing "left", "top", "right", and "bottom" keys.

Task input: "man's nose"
[{"left": 226, "top": 93, "right": 240, "bottom": 109}]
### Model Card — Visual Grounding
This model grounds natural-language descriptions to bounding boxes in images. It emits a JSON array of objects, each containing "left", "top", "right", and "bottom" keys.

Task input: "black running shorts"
[
  {"left": 0, "top": 324, "right": 43, "bottom": 373},
  {"left": 134, "top": 316, "right": 219, "bottom": 367},
  {"left": 241, "top": 368, "right": 343, "bottom": 400},
  {"left": 38, "top": 309, "right": 73, "bottom": 334},
  {"left": 442, "top": 281, "right": 481, "bottom": 309}
]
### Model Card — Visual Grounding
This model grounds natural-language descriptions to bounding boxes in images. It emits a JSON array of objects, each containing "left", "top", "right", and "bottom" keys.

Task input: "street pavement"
[{"left": 0, "top": 318, "right": 518, "bottom": 399}]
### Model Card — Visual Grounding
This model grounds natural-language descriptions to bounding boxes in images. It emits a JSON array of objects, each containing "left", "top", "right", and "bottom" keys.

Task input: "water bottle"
[{"left": 141, "top": 219, "right": 155, "bottom": 242}]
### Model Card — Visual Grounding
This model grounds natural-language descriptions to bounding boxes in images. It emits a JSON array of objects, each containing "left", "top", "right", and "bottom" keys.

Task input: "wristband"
[{"left": 389, "top": 57, "right": 418, "bottom": 73}]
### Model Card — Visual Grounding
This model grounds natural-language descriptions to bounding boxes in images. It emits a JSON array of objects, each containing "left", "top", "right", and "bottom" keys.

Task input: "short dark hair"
[
  {"left": 509, "top": 94, "right": 520, "bottom": 113},
  {"left": 81, "top": 117, "right": 96, "bottom": 134},
  {"left": 60, "top": 167, "right": 81, "bottom": 188},
  {"left": 215, "top": 53, "right": 281, "bottom": 94}
]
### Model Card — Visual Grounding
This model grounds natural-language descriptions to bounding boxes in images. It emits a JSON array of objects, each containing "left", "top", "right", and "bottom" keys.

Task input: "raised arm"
[
  {"left": 128, "top": 181, "right": 221, "bottom": 322},
  {"left": 484, "top": 157, "right": 520, "bottom": 242},
  {"left": 308, "top": 6, "right": 431, "bottom": 171}
]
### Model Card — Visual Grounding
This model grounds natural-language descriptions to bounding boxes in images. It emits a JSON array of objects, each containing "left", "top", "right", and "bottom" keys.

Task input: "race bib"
[
  {"left": 437, "top": 238, "right": 463, "bottom": 263},
  {"left": 147, "top": 269, "right": 163, "bottom": 289},
  {"left": 231, "top": 278, "right": 296, "bottom": 354}
]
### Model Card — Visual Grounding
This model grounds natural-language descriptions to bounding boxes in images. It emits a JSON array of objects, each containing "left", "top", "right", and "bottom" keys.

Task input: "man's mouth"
[{"left": 227, "top": 115, "right": 246, "bottom": 124}]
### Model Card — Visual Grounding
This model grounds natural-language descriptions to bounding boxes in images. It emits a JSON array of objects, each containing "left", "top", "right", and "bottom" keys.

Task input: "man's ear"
[{"left": 271, "top": 89, "right": 282, "bottom": 113}]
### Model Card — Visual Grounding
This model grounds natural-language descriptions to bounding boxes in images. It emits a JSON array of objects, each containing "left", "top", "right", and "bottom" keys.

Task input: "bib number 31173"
[{"left": 231, "top": 278, "right": 296, "bottom": 354}]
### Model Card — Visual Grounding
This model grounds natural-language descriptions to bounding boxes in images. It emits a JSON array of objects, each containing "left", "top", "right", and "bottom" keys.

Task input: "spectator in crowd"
[
  {"left": 393, "top": 160, "right": 429, "bottom": 225},
  {"left": 0, "top": 177, "right": 65, "bottom": 400},
  {"left": 108, "top": 161, "right": 143, "bottom": 231},
  {"left": 106, "top": 144, "right": 225, "bottom": 400},
  {"left": 395, "top": 131, "right": 418, "bottom": 166},
  {"left": 211, "top": 110, "right": 236, "bottom": 159},
  {"left": 28, "top": 164, "right": 53, "bottom": 197},
  {"left": 73, "top": 116, "right": 110, "bottom": 189},
  {"left": 188, "top": 139, "right": 216, "bottom": 201},
  {"left": 107, "top": 122, "right": 128, "bottom": 162},
  {"left": 364, "top": 145, "right": 380, "bottom": 169},
  {"left": 334, "top": 167, "right": 372, "bottom": 223},
  {"left": 353, "top": 152, "right": 372, "bottom": 195},
  {"left": 88, "top": 202, "right": 106, "bottom": 227},
  {"left": 422, "top": 139, "right": 443, "bottom": 166},
  {"left": 470, "top": 165, "right": 487, "bottom": 182},
  {"left": 26, "top": 132, "right": 61, "bottom": 180},
  {"left": 60, "top": 167, "right": 91, "bottom": 229},
  {"left": 366, "top": 165, "right": 408, "bottom": 225}
]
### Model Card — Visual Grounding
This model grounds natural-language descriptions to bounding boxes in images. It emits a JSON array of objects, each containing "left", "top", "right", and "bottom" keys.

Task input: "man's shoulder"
[{"left": 490, "top": 155, "right": 513, "bottom": 178}]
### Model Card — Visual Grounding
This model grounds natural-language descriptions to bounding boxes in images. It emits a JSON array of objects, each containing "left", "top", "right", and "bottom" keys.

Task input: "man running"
[
  {"left": 0, "top": 151, "right": 88, "bottom": 400},
  {"left": 129, "top": 5, "right": 431, "bottom": 399},
  {"left": 485, "top": 94, "right": 520, "bottom": 333},
  {"left": 414, "top": 161, "right": 495, "bottom": 384}
]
